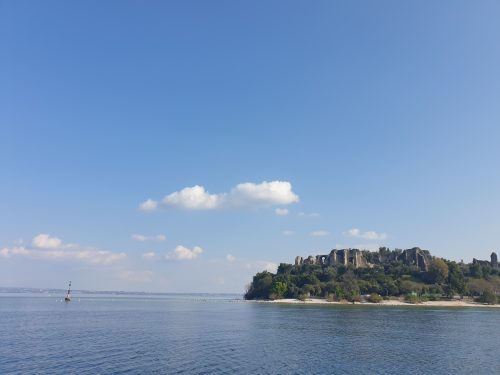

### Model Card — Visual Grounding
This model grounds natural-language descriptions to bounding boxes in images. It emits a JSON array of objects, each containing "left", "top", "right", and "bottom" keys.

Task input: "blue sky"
[{"left": 1, "top": 1, "right": 499, "bottom": 292}]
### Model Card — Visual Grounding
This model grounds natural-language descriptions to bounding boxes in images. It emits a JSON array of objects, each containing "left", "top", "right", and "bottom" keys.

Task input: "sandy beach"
[{"left": 256, "top": 298, "right": 500, "bottom": 308}]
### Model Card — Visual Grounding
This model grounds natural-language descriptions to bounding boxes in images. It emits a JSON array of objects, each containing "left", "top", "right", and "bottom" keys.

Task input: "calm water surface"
[{"left": 0, "top": 293, "right": 499, "bottom": 374}]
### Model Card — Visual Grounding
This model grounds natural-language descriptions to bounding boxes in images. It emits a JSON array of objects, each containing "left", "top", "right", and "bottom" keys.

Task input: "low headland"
[{"left": 245, "top": 247, "right": 500, "bottom": 307}]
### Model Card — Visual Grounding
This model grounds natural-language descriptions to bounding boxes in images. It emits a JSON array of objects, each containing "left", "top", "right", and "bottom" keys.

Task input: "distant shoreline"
[{"left": 254, "top": 298, "right": 500, "bottom": 308}]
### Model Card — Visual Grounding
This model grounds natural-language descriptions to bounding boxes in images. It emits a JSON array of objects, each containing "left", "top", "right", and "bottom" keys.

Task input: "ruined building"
[
  {"left": 473, "top": 252, "right": 498, "bottom": 269},
  {"left": 295, "top": 247, "right": 432, "bottom": 272},
  {"left": 295, "top": 249, "right": 370, "bottom": 269},
  {"left": 492, "top": 252, "right": 498, "bottom": 269}
]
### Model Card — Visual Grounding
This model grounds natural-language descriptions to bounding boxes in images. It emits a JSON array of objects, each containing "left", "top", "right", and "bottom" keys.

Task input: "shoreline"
[{"left": 254, "top": 298, "right": 500, "bottom": 308}]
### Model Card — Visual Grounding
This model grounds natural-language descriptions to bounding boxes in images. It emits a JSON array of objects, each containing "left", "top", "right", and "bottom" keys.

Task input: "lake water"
[{"left": 0, "top": 293, "right": 499, "bottom": 374}]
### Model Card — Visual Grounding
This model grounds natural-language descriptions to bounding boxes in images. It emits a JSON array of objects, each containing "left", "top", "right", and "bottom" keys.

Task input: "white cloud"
[
  {"left": 0, "top": 245, "right": 126, "bottom": 265},
  {"left": 344, "top": 228, "right": 387, "bottom": 241},
  {"left": 32, "top": 234, "right": 62, "bottom": 249},
  {"left": 1, "top": 234, "right": 126, "bottom": 265},
  {"left": 275, "top": 208, "right": 289, "bottom": 216},
  {"left": 166, "top": 245, "right": 203, "bottom": 261},
  {"left": 142, "top": 251, "right": 156, "bottom": 260},
  {"left": 131, "top": 234, "right": 166, "bottom": 242},
  {"left": 145, "top": 180, "right": 299, "bottom": 211},
  {"left": 131, "top": 234, "right": 147, "bottom": 241},
  {"left": 163, "top": 185, "right": 222, "bottom": 210},
  {"left": 283, "top": 230, "right": 294, "bottom": 236},
  {"left": 226, "top": 254, "right": 236, "bottom": 263},
  {"left": 355, "top": 243, "right": 381, "bottom": 251},
  {"left": 262, "top": 262, "right": 278, "bottom": 273},
  {"left": 231, "top": 181, "right": 299, "bottom": 206},
  {"left": 310, "top": 230, "right": 329, "bottom": 237},
  {"left": 244, "top": 260, "right": 278, "bottom": 273},
  {"left": 139, "top": 198, "right": 158, "bottom": 212},
  {"left": 67, "top": 249, "right": 126, "bottom": 265},
  {"left": 0, "top": 246, "right": 29, "bottom": 257}
]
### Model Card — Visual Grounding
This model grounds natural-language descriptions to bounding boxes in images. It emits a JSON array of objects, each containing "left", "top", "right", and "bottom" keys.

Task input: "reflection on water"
[{"left": 0, "top": 294, "right": 498, "bottom": 374}]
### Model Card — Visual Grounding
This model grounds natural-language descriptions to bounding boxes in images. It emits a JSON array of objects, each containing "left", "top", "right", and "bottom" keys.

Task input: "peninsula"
[{"left": 245, "top": 247, "right": 499, "bottom": 305}]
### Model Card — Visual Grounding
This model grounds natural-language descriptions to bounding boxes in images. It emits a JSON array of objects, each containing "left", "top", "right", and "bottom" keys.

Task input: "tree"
[
  {"left": 368, "top": 293, "right": 383, "bottom": 303},
  {"left": 342, "top": 271, "right": 360, "bottom": 298},
  {"left": 447, "top": 262, "right": 467, "bottom": 296},
  {"left": 298, "top": 273, "right": 320, "bottom": 288},
  {"left": 481, "top": 265, "right": 492, "bottom": 278},
  {"left": 300, "top": 284, "right": 315, "bottom": 298},
  {"left": 244, "top": 271, "right": 273, "bottom": 299},
  {"left": 378, "top": 276, "right": 399, "bottom": 296},
  {"left": 319, "top": 267, "right": 337, "bottom": 282},
  {"left": 277, "top": 263, "right": 292, "bottom": 275},
  {"left": 479, "top": 288, "right": 497, "bottom": 304},
  {"left": 334, "top": 285, "right": 346, "bottom": 300},
  {"left": 429, "top": 258, "right": 449, "bottom": 284},
  {"left": 468, "top": 278, "right": 491, "bottom": 296},
  {"left": 398, "top": 279, "right": 422, "bottom": 295},
  {"left": 270, "top": 281, "right": 287, "bottom": 299},
  {"left": 469, "top": 263, "right": 482, "bottom": 278}
]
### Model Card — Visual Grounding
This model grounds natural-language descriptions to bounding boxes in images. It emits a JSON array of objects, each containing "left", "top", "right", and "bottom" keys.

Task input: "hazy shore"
[{"left": 255, "top": 298, "right": 500, "bottom": 308}]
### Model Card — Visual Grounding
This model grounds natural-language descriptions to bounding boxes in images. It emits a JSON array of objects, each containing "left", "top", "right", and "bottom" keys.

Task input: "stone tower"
[{"left": 491, "top": 252, "right": 498, "bottom": 269}]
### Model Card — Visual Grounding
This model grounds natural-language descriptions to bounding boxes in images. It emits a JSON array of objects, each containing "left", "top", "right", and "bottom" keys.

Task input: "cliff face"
[{"left": 295, "top": 247, "right": 432, "bottom": 272}]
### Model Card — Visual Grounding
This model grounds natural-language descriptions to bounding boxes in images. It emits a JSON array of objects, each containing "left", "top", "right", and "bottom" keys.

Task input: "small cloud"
[
  {"left": 131, "top": 234, "right": 166, "bottom": 242},
  {"left": 166, "top": 245, "right": 203, "bottom": 261},
  {"left": 226, "top": 254, "right": 236, "bottom": 263},
  {"left": 283, "top": 230, "right": 294, "bottom": 236},
  {"left": 310, "top": 230, "right": 329, "bottom": 237},
  {"left": 231, "top": 181, "right": 299, "bottom": 206},
  {"left": 344, "top": 228, "right": 387, "bottom": 241},
  {"left": 354, "top": 243, "right": 380, "bottom": 251},
  {"left": 131, "top": 234, "right": 147, "bottom": 241},
  {"left": 142, "top": 251, "right": 156, "bottom": 260},
  {"left": 32, "top": 234, "right": 62, "bottom": 249},
  {"left": 275, "top": 208, "right": 289, "bottom": 216},
  {"left": 0, "top": 246, "right": 29, "bottom": 257},
  {"left": 163, "top": 185, "right": 222, "bottom": 210},
  {"left": 263, "top": 262, "right": 278, "bottom": 273},
  {"left": 139, "top": 199, "right": 158, "bottom": 212}
]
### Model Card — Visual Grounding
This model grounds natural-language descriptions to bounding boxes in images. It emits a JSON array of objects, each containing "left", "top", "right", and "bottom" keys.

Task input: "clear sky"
[{"left": 1, "top": 1, "right": 499, "bottom": 293}]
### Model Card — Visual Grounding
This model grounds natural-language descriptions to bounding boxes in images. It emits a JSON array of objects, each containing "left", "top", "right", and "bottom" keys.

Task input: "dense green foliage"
[
  {"left": 244, "top": 249, "right": 499, "bottom": 303},
  {"left": 478, "top": 288, "right": 497, "bottom": 304}
]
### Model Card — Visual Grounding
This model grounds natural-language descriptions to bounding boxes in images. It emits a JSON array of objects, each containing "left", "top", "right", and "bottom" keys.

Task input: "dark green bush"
[{"left": 368, "top": 293, "right": 383, "bottom": 303}]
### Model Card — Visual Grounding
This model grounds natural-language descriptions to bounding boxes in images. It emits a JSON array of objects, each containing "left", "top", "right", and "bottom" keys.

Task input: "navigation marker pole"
[{"left": 65, "top": 281, "right": 71, "bottom": 302}]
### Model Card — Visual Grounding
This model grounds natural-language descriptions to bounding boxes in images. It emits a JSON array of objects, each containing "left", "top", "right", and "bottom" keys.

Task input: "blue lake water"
[{"left": 0, "top": 293, "right": 499, "bottom": 374}]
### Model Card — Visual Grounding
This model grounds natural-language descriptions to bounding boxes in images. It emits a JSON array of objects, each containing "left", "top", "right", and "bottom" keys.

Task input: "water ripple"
[{"left": 0, "top": 296, "right": 499, "bottom": 374}]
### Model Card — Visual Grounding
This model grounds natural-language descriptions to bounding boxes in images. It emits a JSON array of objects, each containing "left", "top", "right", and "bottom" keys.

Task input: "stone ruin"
[
  {"left": 472, "top": 252, "right": 498, "bottom": 269},
  {"left": 295, "top": 249, "right": 370, "bottom": 269},
  {"left": 295, "top": 247, "right": 432, "bottom": 272}
]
